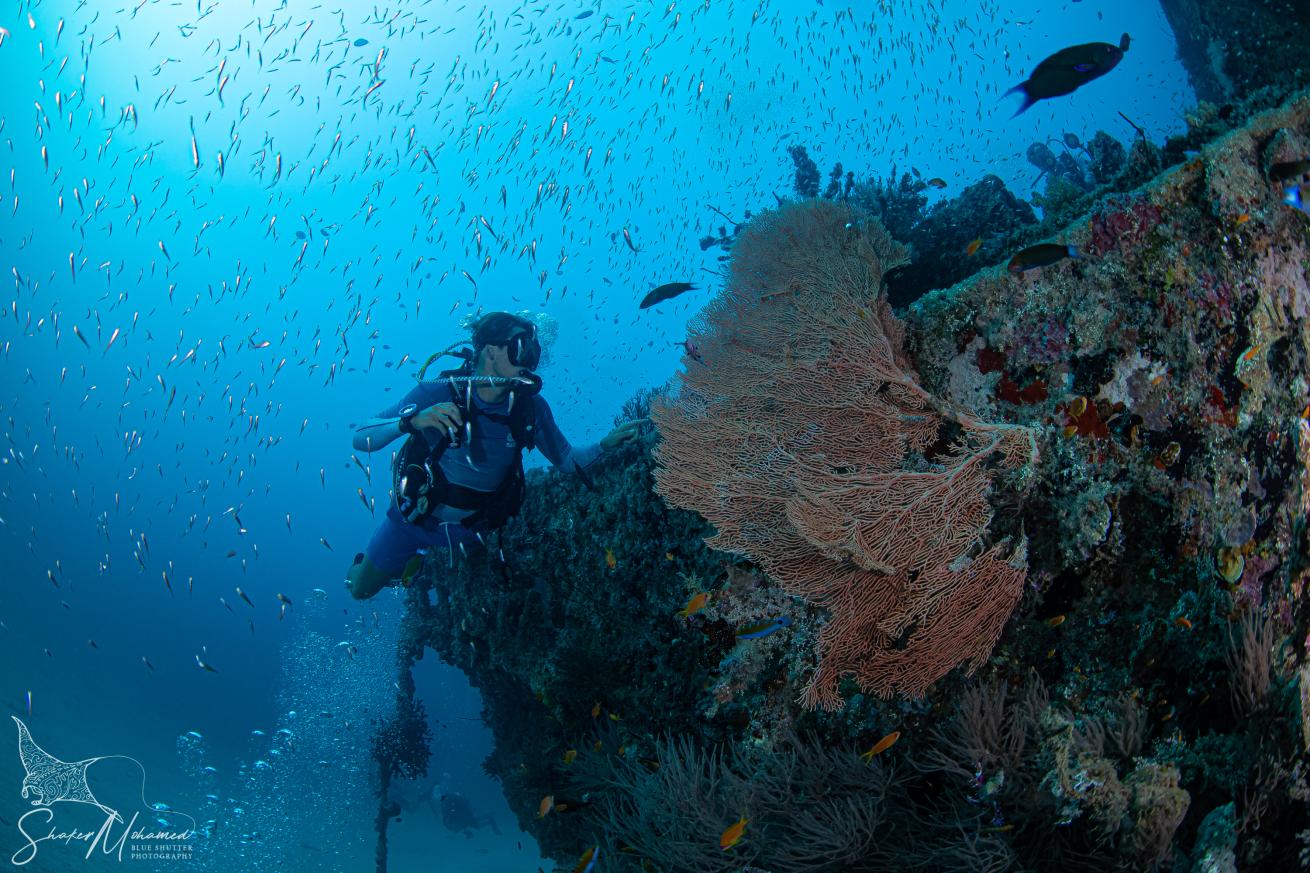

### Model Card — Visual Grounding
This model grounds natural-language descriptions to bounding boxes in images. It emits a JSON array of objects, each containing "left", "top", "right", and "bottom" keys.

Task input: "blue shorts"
[{"left": 364, "top": 505, "right": 484, "bottom": 575}]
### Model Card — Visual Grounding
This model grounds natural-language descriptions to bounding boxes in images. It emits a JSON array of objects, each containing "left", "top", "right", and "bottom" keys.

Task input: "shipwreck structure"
[{"left": 370, "top": 83, "right": 1310, "bottom": 873}]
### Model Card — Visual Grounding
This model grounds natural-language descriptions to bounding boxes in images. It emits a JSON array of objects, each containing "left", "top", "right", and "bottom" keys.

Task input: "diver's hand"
[
  {"left": 601, "top": 419, "right": 646, "bottom": 451},
  {"left": 413, "top": 402, "right": 463, "bottom": 437}
]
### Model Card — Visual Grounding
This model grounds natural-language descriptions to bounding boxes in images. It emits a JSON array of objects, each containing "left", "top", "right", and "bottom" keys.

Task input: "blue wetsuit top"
[{"left": 374, "top": 380, "right": 601, "bottom": 525}]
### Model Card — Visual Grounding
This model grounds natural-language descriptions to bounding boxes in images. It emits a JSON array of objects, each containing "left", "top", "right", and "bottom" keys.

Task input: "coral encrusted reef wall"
[
  {"left": 1160, "top": 0, "right": 1310, "bottom": 108},
  {"left": 397, "top": 89, "right": 1310, "bottom": 872}
]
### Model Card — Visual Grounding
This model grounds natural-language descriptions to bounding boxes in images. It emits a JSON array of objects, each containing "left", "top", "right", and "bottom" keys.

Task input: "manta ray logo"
[
  {"left": 9, "top": 716, "right": 197, "bottom": 866},
  {"left": 12, "top": 716, "right": 122, "bottom": 822}
]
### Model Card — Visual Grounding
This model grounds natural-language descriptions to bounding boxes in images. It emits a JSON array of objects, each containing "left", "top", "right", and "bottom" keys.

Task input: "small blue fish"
[
  {"left": 1285, "top": 184, "right": 1308, "bottom": 215},
  {"left": 353, "top": 38, "right": 369, "bottom": 46},
  {"left": 736, "top": 616, "right": 792, "bottom": 640}
]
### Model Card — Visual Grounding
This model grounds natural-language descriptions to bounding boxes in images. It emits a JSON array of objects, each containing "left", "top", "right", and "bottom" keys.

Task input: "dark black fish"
[
  {"left": 639, "top": 282, "right": 696, "bottom": 309},
  {"left": 1008, "top": 243, "right": 1081, "bottom": 273},
  {"left": 1269, "top": 159, "right": 1310, "bottom": 184},
  {"left": 1006, "top": 33, "right": 1130, "bottom": 115},
  {"left": 353, "top": 38, "right": 369, "bottom": 46}
]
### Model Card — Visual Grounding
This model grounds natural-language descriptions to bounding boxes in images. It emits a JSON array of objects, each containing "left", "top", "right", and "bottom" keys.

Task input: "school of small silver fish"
[{"left": 0, "top": 1, "right": 1190, "bottom": 688}]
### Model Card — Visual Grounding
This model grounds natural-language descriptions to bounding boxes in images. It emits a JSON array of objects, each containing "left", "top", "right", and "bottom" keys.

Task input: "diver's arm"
[
  {"left": 560, "top": 441, "right": 604, "bottom": 471},
  {"left": 353, "top": 384, "right": 445, "bottom": 453},
  {"left": 532, "top": 396, "right": 603, "bottom": 471},
  {"left": 352, "top": 417, "right": 405, "bottom": 453},
  {"left": 353, "top": 399, "right": 463, "bottom": 453}
]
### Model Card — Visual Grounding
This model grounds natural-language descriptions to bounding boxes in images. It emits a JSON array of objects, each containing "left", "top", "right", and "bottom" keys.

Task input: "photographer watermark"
[{"left": 8, "top": 717, "right": 197, "bottom": 866}]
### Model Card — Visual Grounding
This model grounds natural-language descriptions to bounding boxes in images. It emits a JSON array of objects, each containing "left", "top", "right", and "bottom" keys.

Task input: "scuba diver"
[{"left": 346, "top": 311, "right": 641, "bottom": 599}]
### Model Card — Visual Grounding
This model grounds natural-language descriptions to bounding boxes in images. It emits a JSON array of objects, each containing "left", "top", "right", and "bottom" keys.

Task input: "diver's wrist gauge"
[{"left": 397, "top": 403, "right": 419, "bottom": 435}]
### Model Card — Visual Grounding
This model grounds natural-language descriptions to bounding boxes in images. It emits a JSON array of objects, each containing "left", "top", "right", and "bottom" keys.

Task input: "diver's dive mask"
[{"left": 505, "top": 325, "right": 541, "bottom": 370}]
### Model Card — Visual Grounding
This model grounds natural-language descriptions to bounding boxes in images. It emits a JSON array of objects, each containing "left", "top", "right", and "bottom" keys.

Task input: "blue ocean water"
[{"left": 0, "top": 0, "right": 1195, "bottom": 870}]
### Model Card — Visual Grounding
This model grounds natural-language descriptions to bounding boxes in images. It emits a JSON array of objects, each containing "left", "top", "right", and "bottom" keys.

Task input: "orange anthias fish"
[
  {"left": 537, "top": 795, "right": 554, "bottom": 818},
  {"left": 860, "top": 731, "right": 900, "bottom": 762},
  {"left": 605, "top": 548, "right": 616, "bottom": 570},
  {"left": 965, "top": 237, "right": 982, "bottom": 256},
  {"left": 677, "top": 592, "right": 709, "bottom": 617},
  {"left": 720, "top": 815, "right": 749, "bottom": 851}
]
